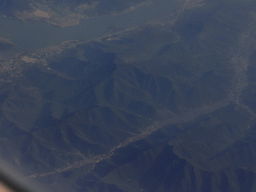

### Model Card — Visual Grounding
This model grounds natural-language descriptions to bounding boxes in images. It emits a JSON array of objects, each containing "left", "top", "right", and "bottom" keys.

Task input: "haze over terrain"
[
  {"left": 0, "top": 0, "right": 148, "bottom": 26},
  {"left": 0, "top": 0, "right": 256, "bottom": 191}
]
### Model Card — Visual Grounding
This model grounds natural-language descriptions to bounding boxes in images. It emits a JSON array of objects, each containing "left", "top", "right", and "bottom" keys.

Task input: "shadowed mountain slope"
[{"left": 0, "top": 0, "right": 256, "bottom": 191}]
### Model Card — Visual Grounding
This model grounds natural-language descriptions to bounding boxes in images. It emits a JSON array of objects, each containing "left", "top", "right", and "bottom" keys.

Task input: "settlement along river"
[{"left": 0, "top": 0, "right": 183, "bottom": 58}]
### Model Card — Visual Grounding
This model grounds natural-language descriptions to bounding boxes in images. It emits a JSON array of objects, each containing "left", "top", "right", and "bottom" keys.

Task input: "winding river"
[{"left": 0, "top": 0, "right": 182, "bottom": 58}]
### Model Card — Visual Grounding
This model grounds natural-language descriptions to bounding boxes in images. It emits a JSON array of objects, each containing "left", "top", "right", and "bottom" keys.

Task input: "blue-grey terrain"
[{"left": 0, "top": 0, "right": 256, "bottom": 191}]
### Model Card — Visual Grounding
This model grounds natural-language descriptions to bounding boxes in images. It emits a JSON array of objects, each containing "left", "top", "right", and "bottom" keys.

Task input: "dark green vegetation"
[{"left": 0, "top": 0, "right": 256, "bottom": 191}]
